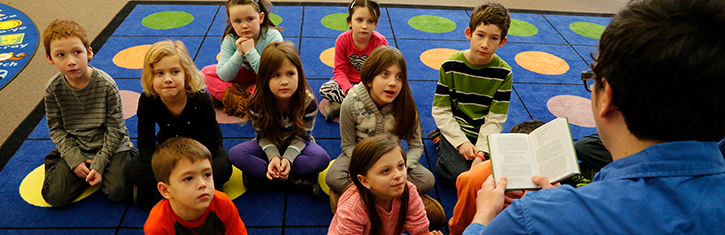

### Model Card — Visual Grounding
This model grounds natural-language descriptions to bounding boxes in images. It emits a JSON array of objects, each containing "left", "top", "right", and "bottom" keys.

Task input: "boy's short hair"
[
  {"left": 151, "top": 137, "right": 212, "bottom": 184},
  {"left": 592, "top": 0, "right": 725, "bottom": 142},
  {"left": 43, "top": 19, "right": 90, "bottom": 57},
  {"left": 510, "top": 120, "right": 546, "bottom": 134},
  {"left": 469, "top": 2, "right": 511, "bottom": 39}
]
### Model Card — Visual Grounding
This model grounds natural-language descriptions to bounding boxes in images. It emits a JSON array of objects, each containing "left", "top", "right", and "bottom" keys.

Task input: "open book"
[{"left": 487, "top": 117, "right": 580, "bottom": 190}]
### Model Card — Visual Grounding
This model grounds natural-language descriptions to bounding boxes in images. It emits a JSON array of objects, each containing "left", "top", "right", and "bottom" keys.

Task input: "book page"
[
  {"left": 529, "top": 118, "right": 579, "bottom": 183},
  {"left": 489, "top": 134, "right": 538, "bottom": 189}
]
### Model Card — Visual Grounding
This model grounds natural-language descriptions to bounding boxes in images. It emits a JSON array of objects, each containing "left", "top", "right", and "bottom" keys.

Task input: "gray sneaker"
[{"left": 325, "top": 101, "right": 341, "bottom": 122}]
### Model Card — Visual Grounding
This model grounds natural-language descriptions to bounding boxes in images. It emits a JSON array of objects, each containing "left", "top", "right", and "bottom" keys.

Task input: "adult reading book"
[{"left": 487, "top": 117, "right": 579, "bottom": 190}]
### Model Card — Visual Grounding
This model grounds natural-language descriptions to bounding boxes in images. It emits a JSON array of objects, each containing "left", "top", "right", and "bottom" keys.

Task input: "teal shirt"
[{"left": 216, "top": 28, "right": 283, "bottom": 82}]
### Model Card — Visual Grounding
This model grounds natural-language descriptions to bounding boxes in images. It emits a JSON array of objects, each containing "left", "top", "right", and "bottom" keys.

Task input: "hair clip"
[
  {"left": 350, "top": 0, "right": 355, "bottom": 9},
  {"left": 252, "top": 0, "right": 258, "bottom": 3}
]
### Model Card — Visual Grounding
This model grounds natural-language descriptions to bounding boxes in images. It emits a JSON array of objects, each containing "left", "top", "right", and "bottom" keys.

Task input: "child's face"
[
  {"left": 348, "top": 7, "right": 377, "bottom": 42},
  {"left": 46, "top": 36, "right": 94, "bottom": 81},
  {"left": 229, "top": 4, "right": 264, "bottom": 39},
  {"left": 162, "top": 158, "right": 215, "bottom": 216},
  {"left": 151, "top": 55, "right": 187, "bottom": 99},
  {"left": 367, "top": 63, "right": 402, "bottom": 108},
  {"left": 465, "top": 22, "right": 507, "bottom": 65},
  {"left": 357, "top": 147, "right": 408, "bottom": 201},
  {"left": 268, "top": 58, "right": 299, "bottom": 102}
]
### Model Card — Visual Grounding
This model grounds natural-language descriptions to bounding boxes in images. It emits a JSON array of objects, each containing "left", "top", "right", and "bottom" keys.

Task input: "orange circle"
[
  {"left": 421, "top": 48, "right": 458, "bottom": 70},
  {"left": 515, "top": 51, "right": 569, "bottom": 75},
  {"left": 217, "top": 52, "right": 221, "bottom": 62},
  {"left": 320, "top": 47, "right": 335, "bottom": 68},
  {"left": 547, "top": 95, "right": 595, "bottom": 127},
  {"left": 113, "top": 44, "right": 152, "bottom": 69}
]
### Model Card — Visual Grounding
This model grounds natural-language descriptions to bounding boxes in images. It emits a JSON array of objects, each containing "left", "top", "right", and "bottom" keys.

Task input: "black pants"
[{"left": 575, "top": 134, "right": 613, "bottom": 179}]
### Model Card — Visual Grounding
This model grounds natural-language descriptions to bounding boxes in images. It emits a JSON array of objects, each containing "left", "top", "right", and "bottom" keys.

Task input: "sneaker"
[
  {"left": 132, "top": 185, "right": 139, "bottom": 206},
  {"left": 564, "top": 174, "right": 592, "bottom": 187},
  {"left": 421, "top": 193, "right": 446, "bottom": 225},
  {"left": 427, "top": 128, "right": 441, "bottom": 146},
  {"left": 288, "top": 176, "right": 320, "bottom": 198},
  {"left": 325, "top": 101, "right": 341, "bottom": 122},
  {"left": 329, "top": 190, "right": 341, "bottom": 214}
]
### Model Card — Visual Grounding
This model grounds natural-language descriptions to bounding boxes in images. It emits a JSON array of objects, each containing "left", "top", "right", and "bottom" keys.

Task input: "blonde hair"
[
  {"left": 141, "top": 40, "right": 206, "bottom": 97},
  {"left": 43, "top": 19, "right": 90, "bottom": 57}
]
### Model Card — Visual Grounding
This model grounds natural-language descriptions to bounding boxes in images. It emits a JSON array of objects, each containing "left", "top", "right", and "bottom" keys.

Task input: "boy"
[
  {"left": 145, "top": 137, "right": 247, "bottom": 234},
  {"left": 42, "top": 19, "right": 135, "bottom": 207},
  {"left": 467, "top": 0, "right": 725, "bottom": 233},
  {"left": 432, "top": 2, "right": 512, "bottom": 187}
]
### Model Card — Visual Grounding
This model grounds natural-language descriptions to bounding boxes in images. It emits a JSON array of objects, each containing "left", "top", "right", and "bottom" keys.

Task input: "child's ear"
[
  {"left": 259, "top": 12, "right": 265, "bottom": 25},
  {"left": 87, "top": 47, "right": 94, "bottom": 61},
  {"left": 498, "top": 37, "right": 507, "bottom": 47},
  {"left": 157, "top": 182, "right": 173, "bottom": 200},
  {"left": 465, "top": 27, "right": 472, "bottom": 40},
  {"left": 357, "top": 174, "right": 371, "bottom": 190},
  {"left": 46, "top": 54, "right": 55, "bottom": 65}
]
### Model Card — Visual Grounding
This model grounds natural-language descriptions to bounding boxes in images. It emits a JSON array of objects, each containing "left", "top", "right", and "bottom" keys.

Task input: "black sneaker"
[
  {"left": 288, "top": 175, "right": 320, "bottom": 199},
  {"left": 562, "top": 174, "right": 592, "bottom": 187},
  {"left": 427, "top": 128, "right": 441, "bottom": 146}
]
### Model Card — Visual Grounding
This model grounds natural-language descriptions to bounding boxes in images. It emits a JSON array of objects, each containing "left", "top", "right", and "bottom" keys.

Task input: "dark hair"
[
  {"left": 249, "top": 41, "right": 312, "bottom": 146},
  {"left": 469, "top": 2, "right": 511, "bottom": 39},
  {"left": 347, "top": 0, "right": 381, "bottom": 25},
  {"left": 510, "top": 120, "right": 546, "bottom": 134},
  {"left": 348, "top": 133, "right": 409, "bottom": 235},
  {"left": 592, "top": 0, "right": 725, "bottom": 142},
  {"left": 152, "top": 137, "right": 212, "bottom": 184},
  {"left": 359, "top": 46, "right": 420, "bottom": 141},
  {"left": 222, "top": 0, "right": 282, "bottom": 43}
]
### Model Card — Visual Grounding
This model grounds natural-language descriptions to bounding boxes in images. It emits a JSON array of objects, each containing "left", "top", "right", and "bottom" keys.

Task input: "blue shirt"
[{"left": 464, "top": 141, "right": 725, "bottom": 234}]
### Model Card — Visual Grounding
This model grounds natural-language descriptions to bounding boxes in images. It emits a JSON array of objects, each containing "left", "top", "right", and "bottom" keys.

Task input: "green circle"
[
  {"left": 408, "top": 15, "right": 456, "bottom": 33},
  {"left": 508, "top": 19, "right": 538, "bottom": 37},
  {"left": 142, "top": 11, "right": 194, "bottom": 29},
  {"left": 570, "top": 22, "right": 606, "bottom": 39},
  {"left": 269, "top": 13, "right": 283, "bottom": 26},
  {"left": 321, "top": 13, "right": 349, "bottom": 31}
]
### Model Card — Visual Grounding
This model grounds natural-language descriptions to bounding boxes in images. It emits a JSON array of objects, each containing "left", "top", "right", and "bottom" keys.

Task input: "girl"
[
  {"left": 329, "top": 134, "right": 442, "bottom": 235},
  {"left": 319, "top": 0, "right": 388, "bottom": 121},
  {"left": 228, "top": 41, "right": 330, "bottom": 195},
  {"left": 202, "top": 0, "right": 283, "bottom": 116},
  {"left": 123, "top": 40, "right": 232, "bottom": 211},
  {"left": 324, "top": 46, "right": 445, "bottom": 224}
]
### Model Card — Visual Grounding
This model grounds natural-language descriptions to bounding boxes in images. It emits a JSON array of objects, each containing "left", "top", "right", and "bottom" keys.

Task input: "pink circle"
[
  {"left": 319, "top": 98, "right": 339, "bottom": 123},
  {"left": 547, "top": 95, "right": 595, "bottom": 127},
  {"left": 120, "top": 90, "right": 141, "bottom": 119},
  {"left": 215, "top": 107, "right": 245, "bottom": 124}
]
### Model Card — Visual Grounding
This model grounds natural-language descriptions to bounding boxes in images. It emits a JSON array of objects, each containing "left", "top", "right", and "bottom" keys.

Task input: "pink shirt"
[
  {"left": 328, "top": 181, "right": 429, "bottom": 235},
  {"left": 332, "top": 30, "right": 388, "bottom": 93}
]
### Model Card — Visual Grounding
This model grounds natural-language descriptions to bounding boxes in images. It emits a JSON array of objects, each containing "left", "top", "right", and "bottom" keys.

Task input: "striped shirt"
[
  {"left": 251, "top": 89, "right": 317, "bottom": 163},
  {"left": 44, "top": 67, "right": 133, "bottom": 175},
  {"left": 432, "top": 51, "right": 512, "bottom": 152}
]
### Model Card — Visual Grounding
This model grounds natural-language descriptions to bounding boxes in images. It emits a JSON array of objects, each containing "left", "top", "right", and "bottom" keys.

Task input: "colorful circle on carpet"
[
  {"left": 142, "top": 11, "right": 194, "bottom": 29},
  {"left": 569, "top": 22, "right": 605, "bottom": 39},
  {"left": 321, "top": 13, "right": 349, "bottom": 31},
  {"left": 320, "top": 47, "right": 335, "bottom": 68},
  {"left": 508, "top": 19, "right": 538, "bottom": 37},
  {"left": 215, "top": 107, "right": 245, "bottom": 124},
  {"left": 408, "top": 15, "right": 456, "bottom": 33},
  {"left": 515, "top": 51, "right": 569, "bottom": 75},
  {"left": 421, "top": 48, "right": 458, "bottom": 70},
  {"left": 547, "top": 95, "right": 595, "bottom": 127},
  {"left": 120, "top": 90, "right": 140, "bottom": 119},
  {"left": 19, "top": 165, "right": 100, "bottom": 207},
  {"left": 269, "top": 13, "right": 283, "bottom": 26},
  {"left": 113, "top": 44, "right": 152, "bottom": 69},
  {"left": 222, "top": 166, "right": 246, "bottom": 199},
  {"left": 318, "top": 159, "right": 336, "bottom": 196}
]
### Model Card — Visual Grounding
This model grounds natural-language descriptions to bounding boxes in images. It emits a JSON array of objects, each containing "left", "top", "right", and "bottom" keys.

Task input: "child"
[
  {"left": 447, "top": 120, "right": 543, "bottom": 235},
  {"left": 144, "top": 137, "right": 247, "bottom": 234},
  {"left": 324, "top": 46, "right": 445, "bottom": 224},
  {"left": 466, "top": 0, "right": 725, "bottom": 233},
  {"left": 432, "top": 2, "right": 513, "bottom": 187},
  {"left": 319, "top": 0, "right": 388, "bottom": 121},
  {"left": 329, "top": 133, "right": 442, "bottom": 235},
  {"left": 124, "top": 40, "right": 233, "bottom": 211},
  {"left": 41, "top": 19, "right": 135, "bottom": 207},
  {"left": 201, "top": 0, "right": 283, "bottom": 116},
  {"left": 228, "top": 41, "right": 330, "bottom": 195}
]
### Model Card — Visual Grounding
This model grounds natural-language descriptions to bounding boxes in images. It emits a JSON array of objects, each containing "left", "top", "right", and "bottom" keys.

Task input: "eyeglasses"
[{"left": 581, "top": 70, "right": 595, "bottom": 92}]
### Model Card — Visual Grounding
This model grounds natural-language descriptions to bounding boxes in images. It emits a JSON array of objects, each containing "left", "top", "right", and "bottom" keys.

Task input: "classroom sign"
[{"left": 0, "top": 3, "right": 37, "bottom": 91}]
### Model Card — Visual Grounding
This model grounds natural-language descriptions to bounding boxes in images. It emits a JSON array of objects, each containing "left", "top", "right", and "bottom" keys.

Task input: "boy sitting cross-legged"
[{"left": 144, "top": 137, "right": 247, "bottom": 234}]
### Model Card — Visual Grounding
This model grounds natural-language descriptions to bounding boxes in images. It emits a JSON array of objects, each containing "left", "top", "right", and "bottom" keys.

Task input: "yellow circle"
[
  {"left": 222, "top": 166, "right": 246, "bottom": 200},
  {"left": 0, "top": 20, "right": 22, "bottom": 30},
  {"left": 515, "top": 51, "right": 569, "bottom": 75},
  {"left": 113, "top": 44, "right": 153, "bottom": 69},
  {"left": 421, "top": 48, "right": 459, "bottom": 70},
  {"left": 216, "top": 52, "right": 221, "bottom": 62},
  {"left": 318, "top": 159, "right": 335, "bottom": 196},
  {"left": 19, "top": 165, "right": 100, "bottom": 207},
  {"left": 320, "top": 47, "right": 335, "bottom": 68}
]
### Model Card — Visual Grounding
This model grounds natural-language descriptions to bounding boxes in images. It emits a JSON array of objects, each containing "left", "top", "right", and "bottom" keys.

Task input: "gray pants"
[
  {"left": 325, "top": 153, "right": 435, "bottom": 194},
  {"left": 435, "top": 135, "right": 475, "bottom": 187},
  {"left": 42, "top": 148, "right": 134, "bottom": 207}
]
